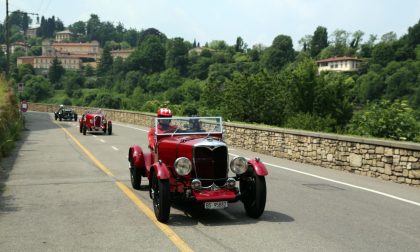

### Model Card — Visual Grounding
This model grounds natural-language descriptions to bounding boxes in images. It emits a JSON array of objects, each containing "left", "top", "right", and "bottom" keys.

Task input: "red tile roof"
[{"left": 316, "top": 56, "right": 362, "bottom": 63}]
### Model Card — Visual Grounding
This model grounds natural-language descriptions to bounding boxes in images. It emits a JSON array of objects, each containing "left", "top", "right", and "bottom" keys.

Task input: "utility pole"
[{"left": 5, "top": 0, "right": 10, "bottom": 79}]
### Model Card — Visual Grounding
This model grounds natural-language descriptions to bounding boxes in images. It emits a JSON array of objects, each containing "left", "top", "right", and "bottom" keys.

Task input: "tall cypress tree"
[{"left": 310, "top": 26, "right": 328, "bottom": 57}]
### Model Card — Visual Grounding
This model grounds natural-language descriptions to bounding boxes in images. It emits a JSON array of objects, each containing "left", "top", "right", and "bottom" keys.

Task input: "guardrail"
[{"left": 28, "top": 103, "right": 420, "bottom": 187}]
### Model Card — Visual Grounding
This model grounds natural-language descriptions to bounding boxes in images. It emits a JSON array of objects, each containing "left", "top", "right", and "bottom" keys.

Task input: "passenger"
[{"left": 148, "top": 108, "right": 176, "bottom": 150}]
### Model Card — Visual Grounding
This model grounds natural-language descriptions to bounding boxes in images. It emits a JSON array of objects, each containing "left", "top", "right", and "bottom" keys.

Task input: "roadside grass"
[{"left": 0, "top": 75, "right": 24, "bottom": 160}]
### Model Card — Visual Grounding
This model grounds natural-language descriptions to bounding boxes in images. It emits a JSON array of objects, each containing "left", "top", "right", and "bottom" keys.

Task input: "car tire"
[
  {"left": 240, "top": 169, "right": 266, "bottom": 218},
  {"left": 82, "top": 123, "right": 87, "bottom": 135},
  {"left": 130, "top": 165, "right": 141, "bottom": 190},
  {"left": 54, "top": 114, "right": 58, "bottom": 120},
  {"left": 79, "top": 123, "right": 82, "bottom": 133},
  {"left": 151, "top": 171, "right": 170, "bottom": 223},
  {"left": 108, "top": 124, "right": 112, "bottom": 135},
  {"left": 59, "top": 116, "right": 62, "bottom": 121},
  {"left": 74, "top": 114, "right": 77, "bottom": 121}
]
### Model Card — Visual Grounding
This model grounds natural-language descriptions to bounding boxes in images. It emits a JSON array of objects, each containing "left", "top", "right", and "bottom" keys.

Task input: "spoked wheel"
[
  {"left": 240, "top": 168, "right": 266, "bottom": 218},
  {"left": 130, "top": 162, "right": 141, "bottom": 190},
  {"left": 150, "top": 171, "right": 170, "bottom": 223}
]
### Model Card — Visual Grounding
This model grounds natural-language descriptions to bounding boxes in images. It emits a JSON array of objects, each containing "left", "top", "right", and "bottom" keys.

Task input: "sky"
[{"left": 2, "top": 0, "right": 420, "bottom": 48}]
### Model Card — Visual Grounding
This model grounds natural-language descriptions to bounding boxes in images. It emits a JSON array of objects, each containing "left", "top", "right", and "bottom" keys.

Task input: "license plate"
[{"left": 204, "top": 201, "right": 228, "bottom": 209}]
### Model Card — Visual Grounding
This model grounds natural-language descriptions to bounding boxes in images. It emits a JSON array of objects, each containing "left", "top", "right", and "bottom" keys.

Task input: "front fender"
[
  {"left": 129, "top": 145, "right": 145, "bottom": 169},
  {"left": 248, "top": 159, "right": 268, "bottom": 176},
  {"left": 151, "top": 162, "right": 170, "bottom": 180}
]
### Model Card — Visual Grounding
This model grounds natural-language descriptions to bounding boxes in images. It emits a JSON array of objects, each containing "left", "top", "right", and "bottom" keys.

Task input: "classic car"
[
  {"left": 54, "top": 106, "right": 77, "bottom": 121},
  {"left": 79, "top": 109, "right": 112, "bottom": 135},
  {"left": 128, "top": 116, "right": 268, "bottom": 223}
]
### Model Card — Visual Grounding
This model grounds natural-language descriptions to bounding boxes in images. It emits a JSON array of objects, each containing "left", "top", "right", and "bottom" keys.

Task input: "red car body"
[
  {"left": 79, "top": 109, "right": 112, "bottom": 135},
  {"left": 128, "top": 117, "right": 268, "bottom": 223}
]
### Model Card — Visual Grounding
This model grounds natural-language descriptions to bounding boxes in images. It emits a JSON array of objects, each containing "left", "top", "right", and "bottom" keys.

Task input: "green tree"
[
  {"left": 347, "top": 100, "right": 419, "bottom": 141},
  {"left": 69, "top": 21, "right": 86, "bottom": 35},
  {"left": 371, "top": 42, "right": 395, "bottom": 66},
  {"left": 86, "top": 14, "right": 101, "bottom": 41},
  {"left": 22, "top": 76, "right": 52, "bottom": 102},
  {"left": 262, "top": 35, "right": 295, "bottom": 72},
  {"left": 222, "top": 71, "right": 283, "bottom": 125},
  {"left": 97, "top": 46, "right": 113, "bottom": 75},
  {"left": 235, "top": 36, "right": 246, "bottom": 52},
  {"left": 165, "top": 37, "right": 190, "bottom": 75},
  {"left": 310, "top": 26, "right": 328, "bottom": 57},
  {"left": 128, "top": 35, "right": 166, "bottom": 73},
  {"left": 48, "top": 57, "right": 65, "bottom": 87},
  {"left": 356, "top": 71, "right": 384, "bottom": 103}
]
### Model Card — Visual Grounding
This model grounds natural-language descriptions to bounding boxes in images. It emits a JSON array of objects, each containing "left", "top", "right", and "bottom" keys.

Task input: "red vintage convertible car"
[
  {"left": 79, "top": 109, "right": 112, "bottom": 135},
  {"left": 128, "top": 116, "right": 268, "bottom": 223}
]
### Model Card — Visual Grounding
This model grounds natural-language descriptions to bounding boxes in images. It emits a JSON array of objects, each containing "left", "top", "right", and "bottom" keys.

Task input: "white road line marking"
[
  {"left": 116, "top": 122, "right": 420, "bottom": 207},
  {"left": 229, "top": 153, "right": 420, "bottom": 207},
  {"left": 112, "top": 146, "right": 119, "bottom": 151},
  {"left": 100, "top": 139, "right": 106, "bottom": 143},
  {"left": 112, "top": 122, "right": 149, "bottom": 132},
  {"left": 92, "top": 135, "right": 97, "bottom": 138}
]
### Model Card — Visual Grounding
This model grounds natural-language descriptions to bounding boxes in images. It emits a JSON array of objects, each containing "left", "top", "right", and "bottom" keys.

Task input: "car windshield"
[{"left": 155, "top": 117, "right": 223, "bottom": 135}]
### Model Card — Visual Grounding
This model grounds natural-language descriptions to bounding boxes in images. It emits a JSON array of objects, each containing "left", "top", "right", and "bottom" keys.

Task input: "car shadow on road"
[{"left": 169, "top": 201, "right": 294, "bottom": 226}]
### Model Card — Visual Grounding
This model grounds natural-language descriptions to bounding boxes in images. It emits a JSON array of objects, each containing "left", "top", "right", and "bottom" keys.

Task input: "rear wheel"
[
  {"left": 108, "top": 124, "right": 112, "bottom": 135},
  {"left": 240, "top": 169, "right": 266, "bottom": 218},
  {"left": 130, "top": 162, "right": 141, "bottom": 190},
  {"left": 59, "top": 115, "right": 62, "bottom": 121},
  {"left": 151, "top": 171, "right": 170, "bottom": 223}
]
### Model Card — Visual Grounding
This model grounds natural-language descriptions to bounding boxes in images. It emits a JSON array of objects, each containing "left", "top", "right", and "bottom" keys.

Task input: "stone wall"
[{"left": 28, "top": 103, "right": 420, "bottom": 187}]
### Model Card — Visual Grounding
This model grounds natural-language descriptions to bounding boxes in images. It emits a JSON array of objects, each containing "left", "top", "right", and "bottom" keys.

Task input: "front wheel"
[
  {"left": 82, "top": 123, "right": 87, "bottom": 135},
  {"left": 130, "top": 164, "right": 141, "bottom": 190},
  {"left": 151, "top": 171, "right": 170, "bottom": 223},
  {"left": 240, "top": 169, "right": 266, "bottom": 218}
]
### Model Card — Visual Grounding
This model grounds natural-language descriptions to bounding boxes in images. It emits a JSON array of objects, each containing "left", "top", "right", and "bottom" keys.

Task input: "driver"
[{"left": 147, "top": 108, "right": 176, "bottom": 151}]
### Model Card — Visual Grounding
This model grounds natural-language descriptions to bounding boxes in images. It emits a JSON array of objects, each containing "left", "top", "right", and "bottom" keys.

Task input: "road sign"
[{"left": 21, "top": 100, "right": 28, "bottom": 113}]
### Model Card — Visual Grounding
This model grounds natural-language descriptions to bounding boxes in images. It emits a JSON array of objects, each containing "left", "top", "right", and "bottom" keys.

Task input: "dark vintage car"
[
  {"left": 79, "top": 109, "right": 112, "bottom": 135},
  {"left": 54, "top": 106, "right": 77, "bottom": 121},
  {"left": 128, "top": 117, "right": 268, "bottom": 223}
]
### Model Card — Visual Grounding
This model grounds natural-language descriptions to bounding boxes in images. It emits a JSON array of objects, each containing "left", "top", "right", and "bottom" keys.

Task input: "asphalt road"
[{"left": 1, "top": 111, "right": 419, "bottom": 251}]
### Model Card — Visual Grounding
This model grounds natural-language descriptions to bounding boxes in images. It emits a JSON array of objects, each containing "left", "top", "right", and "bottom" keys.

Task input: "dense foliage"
[
  {"left": 0, "top": 75, "right": 23, "bottom": 159},
  {"left": 1, "top": 14, "right": 419, "bottom": 142}
]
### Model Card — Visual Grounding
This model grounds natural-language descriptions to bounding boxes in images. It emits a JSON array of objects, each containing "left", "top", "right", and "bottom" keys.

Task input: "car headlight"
[
  {"left": 174, "top": 157, "right": 192, "bottom": 176},
  {"left": 89, "top": 119, "right": 93, "bottom": 124},
  {"left": 230, "top": 157, "right": 247, "bottom": 175}
]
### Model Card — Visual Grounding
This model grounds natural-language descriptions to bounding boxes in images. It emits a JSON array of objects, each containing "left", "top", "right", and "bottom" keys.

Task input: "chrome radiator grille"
[
  {"left": 94, "top": 116, "right": 101, "bottom": 127},
  {"left": 193, "top": 146, "right": 228, "bottom": 187}
]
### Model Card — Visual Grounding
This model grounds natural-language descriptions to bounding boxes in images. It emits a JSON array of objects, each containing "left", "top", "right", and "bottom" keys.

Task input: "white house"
[{"left": 316, "top": 56, "right": 363, "bottom": 73}]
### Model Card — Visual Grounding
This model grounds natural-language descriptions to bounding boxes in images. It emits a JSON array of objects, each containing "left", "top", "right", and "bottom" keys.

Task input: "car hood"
[{"left": 158, "top": 136, "right": 226, "bottom": 165}]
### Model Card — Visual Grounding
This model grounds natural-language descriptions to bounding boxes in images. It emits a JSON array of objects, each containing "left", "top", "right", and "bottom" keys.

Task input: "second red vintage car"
[
  {"left": 79, "top": 109, "right": 112, "bottom": 135},
  {"left": 128, "top": 116, "right": 268, "bottom": 223}
]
